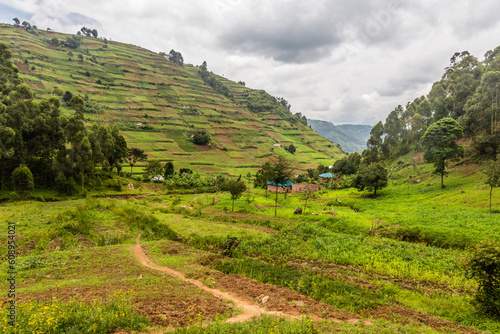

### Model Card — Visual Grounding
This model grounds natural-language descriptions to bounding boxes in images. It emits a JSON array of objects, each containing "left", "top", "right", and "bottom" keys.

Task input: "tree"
[
  {"left": 227, "top": 178, "right": 247, "bottom": 211},
  {"left": 11, "top": 165, "right": 34, "bottom": 196},
  {"left": 125, "top": 147, "right": 147, "bottom": 177},
  {"left": 73, "top": 136, "right": 93, "bottom": 193},
  {"left": 268, "top": 156, "right": 293, "bottom": 216},
  {"left": 285, "top": 144, "right": 296, "bottom": 154},
  {"left": 64, "top": 35, "right": 81, "bottom": 49},
  {"left": 13, "top": 18, "right": 20, "bottom": 26},
  {"left": 192, "top": 131, "right": 210, "bottom": 145},
  {"left": 164, "top": 161, "right": 174, "bottom": 179},
  {"left": 420, "top": 117, "right": 464, "bottom": 188},
  {"left": 62, "top": 91, "right": 73, "bottom": 103},
  {"left": 363, "top": 121, "right": 384, "bottom": 164},
  {"left": 332, "top": 152, "right": 361, "bottom": 175},
  {"left": 145, "top": 160, "right": 163, "bottom": 179},
  {"left": 352, "top": 162, "right": 388, "bottom": 196},
  {"left": 69, "top": 95, "right": 84, "bottom": 111},
  {"left": 465, "top": 239, "right": 500, "bottom": 316},
  {"left": 485, "top": 157, "right": 500, "bottom": 213},
  {"left": 168, "top": 49, "right": 184, "bottom": 66}
]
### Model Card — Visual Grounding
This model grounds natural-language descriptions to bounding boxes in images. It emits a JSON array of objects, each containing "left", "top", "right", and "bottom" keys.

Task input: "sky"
[{"left": 1, "top": 0, "right": 500, "bottom": 126}]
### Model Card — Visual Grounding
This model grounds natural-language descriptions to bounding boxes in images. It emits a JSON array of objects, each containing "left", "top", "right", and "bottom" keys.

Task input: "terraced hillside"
[{"left": 0, "top": 24, "right": 344, "bottom": 175}]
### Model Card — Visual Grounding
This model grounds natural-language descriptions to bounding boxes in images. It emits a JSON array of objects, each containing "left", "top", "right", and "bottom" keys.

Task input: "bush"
[
  {"left": 11, "top": 165, "right": 34, "bottom": 196},
  {"left": 192, "top": 131, "right": 210, "bottom": 145},
  {"left": 466, "top": 238, "right": 500, "bottom": 316}
]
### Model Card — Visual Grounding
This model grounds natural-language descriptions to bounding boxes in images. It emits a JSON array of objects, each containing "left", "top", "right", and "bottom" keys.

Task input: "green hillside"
[
  {"left": 0, "top": 24, "right": 344, "bottom": 175},
  {"left": 308, "top": 119, "right": 372, "bottom": 152}
]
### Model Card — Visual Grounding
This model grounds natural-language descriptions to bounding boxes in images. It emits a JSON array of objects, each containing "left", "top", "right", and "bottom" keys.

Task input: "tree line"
[
  {"left": 365, "top": 47, "right": 500, "bottom": 162},
  {"left": 0, "top": 42, "right": 127, "bottom": 195}
]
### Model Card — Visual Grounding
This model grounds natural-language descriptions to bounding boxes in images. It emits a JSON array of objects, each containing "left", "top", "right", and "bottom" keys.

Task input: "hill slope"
[
  {"left": 0, "top": 24, "right": 344, "bottom": 175},
  {"left": 308, "top": 119, "right": 372, "bottom": 152}
]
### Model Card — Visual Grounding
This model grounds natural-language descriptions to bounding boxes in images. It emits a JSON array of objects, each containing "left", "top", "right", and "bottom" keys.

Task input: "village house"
[
  {"left": 267, "top": 180, "right": 293, "bottom": 193},
  {"left": 318, "top": 172, "right": 335, "bottom": 183}
]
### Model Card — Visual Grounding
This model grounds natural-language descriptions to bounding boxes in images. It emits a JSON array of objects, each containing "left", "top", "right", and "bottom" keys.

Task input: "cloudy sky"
[{"left": 1, "top": 0, "right": 500, "bottom": 126}]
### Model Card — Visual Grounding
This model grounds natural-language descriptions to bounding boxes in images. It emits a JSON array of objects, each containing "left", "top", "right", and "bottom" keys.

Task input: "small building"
[
  {"left": 273, "top": 143, "right": 282, "bottom": 148},
  {"left": 318, "top": 172, "right": 335, "bottom": 183},
  {"left": 292, "top": 183, "right": 323, "bottom": 194},
  {"left": 267, "top": 180, "right": 293, "bottom": 193},
  {"left": 135, "top": 123, "right": 143, "bottom": 127}
]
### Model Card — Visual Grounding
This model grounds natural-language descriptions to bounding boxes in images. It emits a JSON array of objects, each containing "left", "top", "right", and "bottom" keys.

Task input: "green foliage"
[
  {"left": 284, "top": 143, "right": 296, "bottom": 154},
  {"left": 63, "top": 35, "right": 81, "bottom": 49},
  {"left": 62, "top": 90, "right": 73, "bottom": 103},
  {"left": 214, "top": 257, "right": 390, "bottom": 312},
  {"left": 168, "top": 49, "right": 184, "bottom": 66},
  {"left": 125, "top": 147, "right": 147, "bottom": 176},
  {"left": 227, "top": 178, "right": 247, "bottom": 211},
  {"left": 114, "top": 206, "right": 178, "bottom": 241},
  {"left": 197, "top": 61, "right": 233, "bottom": 98},
  {"left": 420, "top": 117, "right": 464, "bottom": 188},
  {"left": 332, "top": 152, "right": 361, "bottom": 175},
  {"left": 352, "top": 162, "right": 388, "bottom": 196},
  {"left": 466, "top": 239, "right": 500, "bottom": 316},
  {"left": 69, "top": 95, "right": 84, "bottom": 111},
  {"left": 11, "top": 165, "right": 34, "bottom": 195},
  {"left": 192, "top": 131, "right": 210, "bottom": 145},
  {"left": 164, "top": 161, "right": 174, "bottom": 179},
  {"left": 54, "top": 172, "right": 77, "bottom": 195},
  {"left": 485, "top": 157, "right": 500, "bottom": 212},
  {"left": 0, "top": 295, "right": 148, "bottom": 333},
  {"left": 144, "top": 160, "right": 163, "bottom": 179},
  {"left": 222, "top": 235, "right": 240, "bottom": 257}
]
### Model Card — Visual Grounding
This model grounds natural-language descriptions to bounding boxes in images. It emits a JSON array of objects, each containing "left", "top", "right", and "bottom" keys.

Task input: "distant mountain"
[{"left": 308, "top": 119, "right": 372, "bottom": 152}]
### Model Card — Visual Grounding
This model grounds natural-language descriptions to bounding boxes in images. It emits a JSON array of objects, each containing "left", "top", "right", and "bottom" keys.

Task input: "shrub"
[
  {"left": 11, "top": 165, "right": 34, "bottom": 196},
  {"left": 466, "top": 238, "right": 500, "bottom": 316}
]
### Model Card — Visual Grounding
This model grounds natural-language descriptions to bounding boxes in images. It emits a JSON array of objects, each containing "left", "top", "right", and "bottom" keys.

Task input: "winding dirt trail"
[{"left": 133, "top": 233, "right": 304, "bottom": 323}]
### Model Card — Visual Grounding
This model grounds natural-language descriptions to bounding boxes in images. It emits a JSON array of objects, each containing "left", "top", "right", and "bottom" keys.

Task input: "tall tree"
[
  {"left": 485, "top": 157, "right": 500, "bottom": 213},
  {"left": 363, "top": 121, "right": 384, "bottom": 164},
  {"left": 227, "top": 178, "right": 247, "bottom": 211},
  {"left": 164, "top": 161, "right": 174, "bottom": 179},
  {"left": 268, "top": 156, "right": 293, "bottom": 216},
  {"left": 125, "top": 147, "right": 147, "bottom": 177},
  {"left": 420, "top": 117, "right": 464, "bottom": 188},
  {"left": 352, "top": 162, "right": 388, "bottom": 196}
]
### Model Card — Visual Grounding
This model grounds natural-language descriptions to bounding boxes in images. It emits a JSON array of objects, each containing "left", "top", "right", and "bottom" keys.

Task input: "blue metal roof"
[
  {"left": 319, "top": 172, "right": 335, "bottom": 178},
  {"left": 267, "top": 180, "right": 293, "bottom": 187}
]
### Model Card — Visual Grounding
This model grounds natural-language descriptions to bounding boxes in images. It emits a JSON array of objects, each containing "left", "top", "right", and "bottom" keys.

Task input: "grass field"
[{"left": 1, "top": 160, "right": 500, "bottom": 333}]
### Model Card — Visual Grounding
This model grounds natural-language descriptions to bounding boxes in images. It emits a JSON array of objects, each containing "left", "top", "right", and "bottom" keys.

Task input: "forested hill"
[
  {"left": 0, "top": 24, "right": 344, "bottom": 177},
  {"left": 308, "top": 119, "right": 372, "bottom": 152},
  {"left": 363, "top": 47, "right": 500, "bottom": 162}
]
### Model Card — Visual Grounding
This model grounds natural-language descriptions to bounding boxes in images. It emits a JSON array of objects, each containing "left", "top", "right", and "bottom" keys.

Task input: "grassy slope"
[
  {"left": 0, "top": 24, "right": 344, "bottom": 175},
  {"left": 1, "top": 160, "right": 500, "bottom": 332}
]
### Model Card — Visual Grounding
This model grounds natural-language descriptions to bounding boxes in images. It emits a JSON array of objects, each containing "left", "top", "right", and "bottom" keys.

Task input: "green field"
[{"left": 1, "top": 160, "right": 499, "bottom": 333}]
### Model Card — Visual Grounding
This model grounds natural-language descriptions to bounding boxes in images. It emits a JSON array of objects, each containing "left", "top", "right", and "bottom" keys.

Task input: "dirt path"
[{"left": 133, "top": 233, "right": 305, "bottom": 323}]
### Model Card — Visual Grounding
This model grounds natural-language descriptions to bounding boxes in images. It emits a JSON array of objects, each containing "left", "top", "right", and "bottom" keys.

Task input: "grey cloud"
[{"left": 217, "top": 1, "right": 395, "bottom": 63}]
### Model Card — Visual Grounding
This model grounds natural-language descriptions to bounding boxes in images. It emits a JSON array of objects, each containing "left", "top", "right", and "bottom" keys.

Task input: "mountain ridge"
[{"left": 308, "top": 119, "right": 372, "bottom": 152}]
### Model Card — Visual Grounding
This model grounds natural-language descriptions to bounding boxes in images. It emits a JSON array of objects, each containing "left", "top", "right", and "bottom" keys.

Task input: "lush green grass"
[
  {"left": 0, "top": 291, "right": 148, "bottom": 334},
  {"left": 1, "top": 161, "right": 500, "bottom": 332},
  {"left": 172, "top": 314, "right": 440, "bottom": 334}
]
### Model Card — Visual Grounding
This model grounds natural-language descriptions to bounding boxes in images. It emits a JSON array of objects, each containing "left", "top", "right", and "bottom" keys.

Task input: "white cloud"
[{"left": 1, "top": 0, "right": 500, "bottom": 126}]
